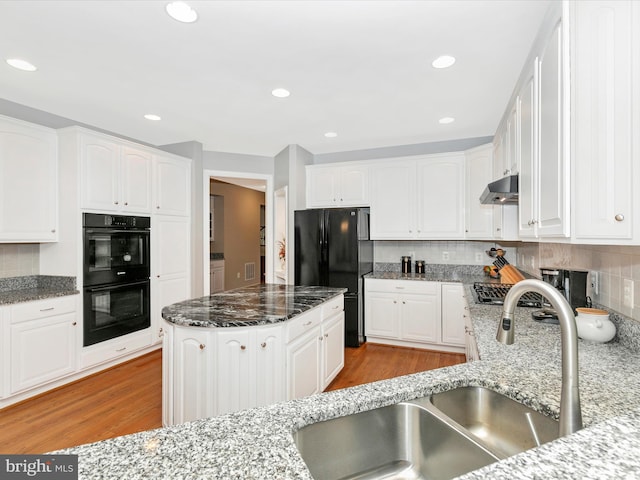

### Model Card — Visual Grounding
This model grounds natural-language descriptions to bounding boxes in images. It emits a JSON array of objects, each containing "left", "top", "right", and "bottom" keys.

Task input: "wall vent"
[{"left": 245, "top": 262, "right": 256, "bottom": 281}]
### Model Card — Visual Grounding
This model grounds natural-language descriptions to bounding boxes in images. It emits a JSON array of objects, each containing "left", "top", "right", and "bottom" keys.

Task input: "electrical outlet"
[
  {"left": 408, "top": 251, "right": 415, "bottom": 260},
  {"left": 442, "top": 251, "right": 449, "bottom": 261},
  {"left": 624, "top": 279, "right": 634, "bottom": 307},
  {"left": 530, "top": 256, "right": 535, "bottom": 268},
  {"left": 475, "top": 252, "right": 483, "bottom": 263},
  {"left": 237, "top": 272, "right": 241, "bottom": 279},
  {"left": 591, "top": 271, "right": 599, "bottom": 295}
]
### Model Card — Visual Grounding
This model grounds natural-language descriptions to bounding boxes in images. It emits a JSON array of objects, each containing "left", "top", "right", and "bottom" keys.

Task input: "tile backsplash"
[
  {"left": 374, "top": 240, "right": 499, "bottom": 266},
  {"left": 517, "top": 243, "right": 640, "bottom": 321},
  {"left": 0, "top": 244, "right": 39, "bottom": 278}
]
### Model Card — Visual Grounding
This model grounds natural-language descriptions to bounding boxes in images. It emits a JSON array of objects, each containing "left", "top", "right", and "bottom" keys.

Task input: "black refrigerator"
[{"left": 294, "top": 208, "right": 373, "bottom": 347}]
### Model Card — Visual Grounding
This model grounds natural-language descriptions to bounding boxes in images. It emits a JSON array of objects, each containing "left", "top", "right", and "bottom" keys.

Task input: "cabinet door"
[
  {"left": 416, "top": 155, "right": 465, "bottom": 239},
  {"left": 155, "top": 156, "right": 190, "bottom": 216},
  {"left": 306, "top": 167, "right": 338, "bottom": 207},
  {"left": 286, "top": 326, "right": 321, "bottom": 400},
  {"left": 80, "top": 134, "right": 120, "bottom": 211},
  {"left": 10, "top": 313, "right": 77, "bottom": 393},
  {"left": 339, "top": 165, "right": 369, "bottom": 206},
  {"left": 0, "top": 117, "right": 57, "bottom": 241},
  {"left": 506, "top": 102, "right": 520, "bottom": 175},
  {"left": 465, "top": 145, "right": 494, "bottom": 239},
  {"left": 572, "top": 1, "right": 637, "bottom": 242},
  {"left": 519, "top": 68, "right": 537, "bottom": 238},
  {"left": 537, "top": 20, "right": 569, "bottom": 237},
  {"left": 155, "top": 216, "right": 190, "bottom": 278},
  {"left": 121, "top": 146, "right": 152, "bottom": 213},
  {"left": 370, "top": 163, "right": 415, "bottom": 239},
  {"left": 173, "top": 327, "right": 214, "bottom": 424},
  {"left": 216, "top": 329, "right": 252, "bottom": 416},
  {"left": 365, "top": 292, "right": 400, "bottom": 339},
  {"left": 441, "top": 284, "right": 466, "bottom": 346},
  {"left": 400, "top": 293, "right": 440, "bottom": 343},
  {"left": 321, "top": 312, "right": 344, "bottom": 389},
  {"left": 255, "top": 326, "right": 285, "bottom": 407}
]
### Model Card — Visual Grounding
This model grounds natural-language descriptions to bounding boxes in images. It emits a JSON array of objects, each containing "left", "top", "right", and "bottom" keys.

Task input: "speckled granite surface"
[
  {"left": 0, "top": 275, "right": 78, "bottom": 305},
  {"left": 56, "top": 276, "right": 640, "bottom": 479},
  {"left": 162, "top": 284, "right": 347, "bottom": 328}
]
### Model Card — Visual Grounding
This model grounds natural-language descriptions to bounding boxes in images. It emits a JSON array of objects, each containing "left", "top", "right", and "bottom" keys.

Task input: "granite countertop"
[
  {"left": 0, "top": 275, "right": 78, "bottom": 305},
  {"left": 58, "top": 278, "right": 640, "bottom": 479},
  {"left": 161, "top": 284, "right": 347, "bottom": 328}
]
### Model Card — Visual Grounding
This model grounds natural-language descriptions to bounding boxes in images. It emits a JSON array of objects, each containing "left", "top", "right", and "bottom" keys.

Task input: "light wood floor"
[{"left": 0, "top": 344, "right": 465, "bottom": 454}]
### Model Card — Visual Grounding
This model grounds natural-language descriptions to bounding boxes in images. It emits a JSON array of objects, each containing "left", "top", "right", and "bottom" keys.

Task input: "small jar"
[{"left": 415, "top": 260, "right": 425, "bottom": 274}]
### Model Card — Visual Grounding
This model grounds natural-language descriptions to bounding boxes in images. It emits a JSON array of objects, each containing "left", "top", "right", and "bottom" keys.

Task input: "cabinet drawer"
[
  {"left": 286, "top": 307, "right": 322, "bottom": 344},
  {"left": 365, "top": 279, "right": 439, "bottom": 295},
  {"left": 11, "top": 295, "right": 77, "bottom": 324},
  {"left": 321, "top": 295, "right": 344, "bottom": 319},
  {"left": 81, "top": 330, "right": 152, "bottom": 369}
]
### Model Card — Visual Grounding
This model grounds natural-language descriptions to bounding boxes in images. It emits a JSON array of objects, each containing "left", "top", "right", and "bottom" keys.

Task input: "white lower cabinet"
[
  {"left": 365, "top": 279, "right": 465, "bottom": 352},
  {"left": 216, "top": 325, "right": 284, "bottom": 416},
  {"left": 8, "top": 296, "right": 78, "bottom": 395},
  {"left": 164, "top": 295, "right": 344, "bottom": 425}
]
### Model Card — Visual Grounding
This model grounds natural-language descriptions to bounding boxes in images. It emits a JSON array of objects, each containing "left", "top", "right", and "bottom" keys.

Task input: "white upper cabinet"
[
  {"left": 416, "top": 154, "right": 465, "bottom": 239},
  {"left": 154, "top": 155, "right": 191, "bottom": 216},
  {"left": 306, "top": 164, "right": 369, "bottom": 208},
  {"left": 370, "top": 153, "right": 465, "bottom": 240},
  {"left": 464, "top": 144, "right": 494, "bottom": 239},
  {"left": 571, "top": 0, "right": 640, "bottom": 243},
  {"left": 518, "top": 67, "right": 537, "bottom": 238},
  {"left": 0, "top": 115, "right": 58, "bottom": 242},
  {"left": 80, "top": 132, "right": 152, "bottom": 214},
  {"left": 536, "top": 19, "right": 569, "bottom": 237}
]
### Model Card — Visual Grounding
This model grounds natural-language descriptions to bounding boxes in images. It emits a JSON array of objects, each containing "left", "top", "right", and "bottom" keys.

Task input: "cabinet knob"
[
  {"left": 319, "top": 336, "right": 324, "bottom": 341},
  {"left": 199, "top": 344, "right": 205, "bottom": 350},
  {"left": 240, "top": 345, "right": 246, "bottom": 350},
  {"left": 124, "top": 202, "right": 128, "bottom": 206},
  {"left": 114, "top": 201, "right": 119, "bottom": 205},
  {"left": 51, "top": 229, "right": 56, "bottom": 233},
  {"left": 156, "top": 205, "right": 160, "bottom": 209},
  {"left": 324, "top": 333, "right": 329, "bottom": 338},
  {"left": 72, "top": 322, "right": 77, "bottom": 326},
  {"left": 261, "top": 342, "right": 266, "bottom": 348},
  {"left": 402, "top": 301, "right": 406, "bottom": 304},
  {"left": 340, "top": 198, "right": 343, "bottom": 202},
  {"left": 615, "top": 214, "right": 625, "bottom": 222}
]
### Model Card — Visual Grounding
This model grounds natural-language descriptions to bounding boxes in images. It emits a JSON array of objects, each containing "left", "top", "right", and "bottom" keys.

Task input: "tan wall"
[{"left": 210, "top": 180, "right": 265, "bottom": 290}]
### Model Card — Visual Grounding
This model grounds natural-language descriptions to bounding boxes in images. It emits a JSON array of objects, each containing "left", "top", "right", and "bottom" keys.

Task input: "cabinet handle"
[
  {"left": 324, "top": 333, "right": 329, "bottom": 338},
  {"left": 402, "top": 301, "right": 406, "bottom": 304},
  {"left": 332, "top": 305, "right": 340, "bottom": 310},
  {"left": 124, "top": 202, "right": 128, "bottom": 206},
  {"left": 156, "top": 205, "right": 161, "bottom": 209},
  {"left": 303, "top": 321, "right": 312, "bottom": 326},
  {"left": 340, "top": 198, "right": 343, "bottom": 202},
  {"left": 393, "top": 300, "right": 397, "bottom": 304},
  {"left": 395, "top": 286, "right": 405, "bottom": 290},
  {"left": 114, "top": 201, "right": 119, "bottom": 205},
  {"left": 240, "top": 345, "right": 246, "bottom": 350},
  {"left": 72, "top": 322, "right": 77, "bottom": 326},
  {"left": 51, "top": 229, "right": 56, "bottom": 233},
  {"left": 261, "top": 342, "right": 266, "bottom": 348},
  {"left": 615, "top": 214, "right": 625, "bottom": 222},
  {"left": 199, "top": 344, "right": 205, "bottom": 350},
  {"left": 40, "top": 307, "right": 55, "bottom": 312},
  {"left": 319, "top": 336, "right": 324, "bottom": 341},
  {"left": 116, "top": 347, "right": 126, "bottom": 352}
]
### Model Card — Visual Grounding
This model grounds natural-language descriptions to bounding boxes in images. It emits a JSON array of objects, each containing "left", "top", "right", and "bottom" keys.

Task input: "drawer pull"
[
  {"left": 303, "top": 321, "right": 312, "bottom": 326},
  {"left": 332, "top": 305, "right": 340, "bottom": 310},
  {"left": 395, "top": 286, "right": 405, "bottom": 290},
  {"left": 40, "top": 307, "right": 55, "bottom": 312},
  {"left": 116, "top": 347, "right": 127, "bottom": 352}
]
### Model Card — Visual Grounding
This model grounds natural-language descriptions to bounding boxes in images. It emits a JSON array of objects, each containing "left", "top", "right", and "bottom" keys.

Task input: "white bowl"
[{"left": 575, "top": 308, "right": 615, "bottom": 343}]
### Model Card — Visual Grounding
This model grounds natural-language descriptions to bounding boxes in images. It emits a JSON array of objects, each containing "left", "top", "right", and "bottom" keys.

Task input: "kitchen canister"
[
  {"left": 415, "top": 260, "right": 425, "bottom": 274},
  {"left": 574, "top": 307, "right": 616, "bottom": 343},
  {"left": 401, "top": 256, "right": 412, "bottom": 274}
]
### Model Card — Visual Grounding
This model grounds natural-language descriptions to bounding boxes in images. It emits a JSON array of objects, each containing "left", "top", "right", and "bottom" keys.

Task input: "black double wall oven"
[{"left": 83, "top": 213, "right": 151, "bottom": 347}]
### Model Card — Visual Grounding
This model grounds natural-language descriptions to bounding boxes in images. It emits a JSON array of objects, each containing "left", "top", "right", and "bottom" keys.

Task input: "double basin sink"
[{"left": 294, "top": 386, "right": 559, "bottom": 480}]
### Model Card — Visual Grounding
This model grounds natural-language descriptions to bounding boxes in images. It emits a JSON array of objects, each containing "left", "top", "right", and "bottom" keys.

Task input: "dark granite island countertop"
[{"left": 162, "top": 283, "right": 347, "bottom": 328}]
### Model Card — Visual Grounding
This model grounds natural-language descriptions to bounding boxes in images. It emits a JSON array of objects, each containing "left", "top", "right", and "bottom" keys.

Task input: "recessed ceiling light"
[
  {"left": 432, "top": 55, "right": 456, "bottom": 69},
  {"left": 324, "top": 132, "right": 338, "bottom": 138},
  {"left": 144, "top": 114, "right": 162, "bottom": 121},
  {"left": 271, "top": 88, "right": 290, "bottom": 98},
  {"left": 6, "top": 58, "right": 37, "bottom": 72},
  {"left": 165, "top": 1, "right": 198, "bottom": 23},
  {"left": 439, "top": 117, "right": 455, "bottom": 124}
]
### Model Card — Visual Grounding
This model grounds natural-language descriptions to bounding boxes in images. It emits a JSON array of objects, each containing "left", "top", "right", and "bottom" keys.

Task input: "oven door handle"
[
  {"left": 85, "top": 229, "right": 150, "bottom": 235},
  {"left": 86, "top": 280, "right": 149, "bottom": 292}
]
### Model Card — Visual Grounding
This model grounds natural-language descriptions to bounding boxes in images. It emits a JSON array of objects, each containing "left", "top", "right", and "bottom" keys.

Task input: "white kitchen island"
[{"left": 161, "top": 284, "right": 346, "bottom": 425}]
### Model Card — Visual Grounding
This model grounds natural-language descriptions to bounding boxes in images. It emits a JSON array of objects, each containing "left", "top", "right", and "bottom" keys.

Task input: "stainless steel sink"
[
  {"left": 428, "top": 386, "right": 559, "bottom": 457},
  {"left": 294, "top": 402, "right": 499, "bottom": 480}
]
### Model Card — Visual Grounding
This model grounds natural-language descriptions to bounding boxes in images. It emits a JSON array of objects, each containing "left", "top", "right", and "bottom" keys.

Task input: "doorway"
[{"left": 202, "top": 170, "right": 274, "bottom": 294}]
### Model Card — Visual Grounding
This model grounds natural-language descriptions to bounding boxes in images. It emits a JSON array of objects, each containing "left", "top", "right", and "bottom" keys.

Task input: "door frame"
[{"left": 202, "top": 170, "right": 274, "bottom": 293}]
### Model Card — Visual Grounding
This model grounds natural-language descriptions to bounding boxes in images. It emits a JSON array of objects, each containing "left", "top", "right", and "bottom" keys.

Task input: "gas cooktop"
[{"left": 473, "top": 282, "right": 543, "bottom": 307}]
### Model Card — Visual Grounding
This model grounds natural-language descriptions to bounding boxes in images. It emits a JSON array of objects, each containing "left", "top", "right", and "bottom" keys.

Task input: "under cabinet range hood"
[{"left": 479, "top": 174, "right": 519, "bottom": 204}]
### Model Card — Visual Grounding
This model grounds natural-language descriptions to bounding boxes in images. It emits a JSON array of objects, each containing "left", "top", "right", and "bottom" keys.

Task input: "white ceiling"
[{"left": 0, "top": 0, "right": 550, "bottom": 157}]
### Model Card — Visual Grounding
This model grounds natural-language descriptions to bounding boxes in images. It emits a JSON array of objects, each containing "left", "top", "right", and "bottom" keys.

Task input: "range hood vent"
[{"left": 479, "top": 174, "right": 519, "bottom": 205}]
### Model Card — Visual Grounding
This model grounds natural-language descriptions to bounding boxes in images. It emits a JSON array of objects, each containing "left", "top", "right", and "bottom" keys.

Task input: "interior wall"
[
  {"left": 374, "top": 240, "right": 502, "bottom": 269},
  {"left": 210, "top": 180, "right": 265, "bottom": 290}
]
